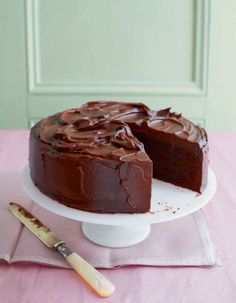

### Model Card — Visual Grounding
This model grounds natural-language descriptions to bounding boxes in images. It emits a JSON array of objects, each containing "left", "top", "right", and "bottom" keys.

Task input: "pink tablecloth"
[{"left": 0, "top": 130, "right": 236, "bottom": 303}]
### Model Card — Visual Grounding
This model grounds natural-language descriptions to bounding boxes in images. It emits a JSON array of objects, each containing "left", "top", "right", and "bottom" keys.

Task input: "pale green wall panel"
[
  {"left": 37, "top": 0, "right": 194, "bottom": 83},
  {"left": 27, "top": 0, "right": 208, "bottom": 95},
  {"left": 0, "top": 1, "right": 28, "bottom": 129},
  {"left": 206, "top": 0, "right": 236, "bottom": 131},
  {"left": 1, "top": 0, "right": 211, "bottom": 129}
]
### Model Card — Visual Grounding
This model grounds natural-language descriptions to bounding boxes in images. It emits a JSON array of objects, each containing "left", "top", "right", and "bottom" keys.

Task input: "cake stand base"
[{"left": 82, "top": 223, "right": 151, "bottom": 248}]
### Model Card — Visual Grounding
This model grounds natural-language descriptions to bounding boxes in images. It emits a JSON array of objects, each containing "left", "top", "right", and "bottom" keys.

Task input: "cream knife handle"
[
  {"left": 57, "top": 244, "right": 115, "bottom": 297},
  {"left": 67, "top": 253, "right": 115, "bottom": 297}
]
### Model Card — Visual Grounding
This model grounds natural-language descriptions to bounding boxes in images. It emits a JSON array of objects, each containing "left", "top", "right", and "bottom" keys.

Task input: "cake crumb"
[
  {"left": 164, "top": 206, "right": 172, "bottom": 211},
  {"left": 149, "top": 210, "right": 155, "bottom": 215}
]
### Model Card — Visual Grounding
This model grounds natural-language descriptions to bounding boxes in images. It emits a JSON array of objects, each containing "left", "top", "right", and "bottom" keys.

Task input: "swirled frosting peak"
[
  {"left": 80, "top": 102, "right": 207, "bottom": 147},
  {"left": 148, "top": 108, "right": 207, "bottom": 147},
  {"left": 33, "top": 101, "right": 207, "bottom": 162},
  {"left": 33, "top": 108, "right": 147, "bottom": 161}
]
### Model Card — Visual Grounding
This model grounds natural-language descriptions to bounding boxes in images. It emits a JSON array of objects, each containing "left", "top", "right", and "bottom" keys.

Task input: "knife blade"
[{"left": 9, "top": 202, "right": 115, "bottom": 297}]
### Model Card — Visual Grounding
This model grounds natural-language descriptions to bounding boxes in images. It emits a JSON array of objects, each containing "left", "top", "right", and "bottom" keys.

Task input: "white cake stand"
[{"left": 22, "top": 165, "right": 217, "bottom": 248}]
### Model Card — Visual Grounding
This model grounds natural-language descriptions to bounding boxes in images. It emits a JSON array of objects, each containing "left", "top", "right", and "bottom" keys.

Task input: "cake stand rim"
[{"left": 21, "top": 165, "right": 217, "bottom": 226}]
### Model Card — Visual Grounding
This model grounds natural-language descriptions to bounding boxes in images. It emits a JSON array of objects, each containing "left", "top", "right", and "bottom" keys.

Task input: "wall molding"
[{"left": 26, "top": 0, "right": 210, "bottom": 96}]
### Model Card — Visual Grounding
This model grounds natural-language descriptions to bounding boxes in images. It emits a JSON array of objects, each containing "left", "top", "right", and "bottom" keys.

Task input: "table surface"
[{"left": 1, "top": 130, "right": 236, "bottom": 303}]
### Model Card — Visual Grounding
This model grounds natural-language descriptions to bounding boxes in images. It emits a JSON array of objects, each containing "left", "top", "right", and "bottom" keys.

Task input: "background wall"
[{"left": 0, "top": 0, "right": 235, "bottom": 130}]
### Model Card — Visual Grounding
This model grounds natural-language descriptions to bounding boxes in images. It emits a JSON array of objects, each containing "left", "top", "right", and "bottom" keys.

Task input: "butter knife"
[{"left": 9, "top": 202, "right": 115, "bottom": 297}]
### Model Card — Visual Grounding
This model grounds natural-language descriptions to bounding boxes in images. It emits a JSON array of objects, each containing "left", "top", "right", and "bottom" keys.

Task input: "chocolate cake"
[{"left": 29, "top": 101, "right": 208, "bottom": 213}]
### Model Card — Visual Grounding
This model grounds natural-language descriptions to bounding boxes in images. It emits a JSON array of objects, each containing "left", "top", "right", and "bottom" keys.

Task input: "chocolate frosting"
[
  {"left": 33, "top": 101, "right": 207, "bottom": 161},
  {"left": 149, "top": 108, "right": 207, "bottom": 148},
  {"left": 33, "top": 113, "right": 146, "bottom": 162},
  {"left": 81, "top": 102, "right": 207, "bottom": 147}
]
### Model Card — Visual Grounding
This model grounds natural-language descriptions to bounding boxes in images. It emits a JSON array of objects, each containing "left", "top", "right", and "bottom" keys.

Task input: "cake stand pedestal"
[
  {"left": 22, "top": 165, "right": 216, "bottom": 248},
  {"left": 82, "top": 223, "right": 151, "bottom": 247}
]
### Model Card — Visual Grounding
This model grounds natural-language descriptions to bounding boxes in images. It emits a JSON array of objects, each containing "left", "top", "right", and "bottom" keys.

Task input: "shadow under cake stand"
[{"left": 22, "top": 165, "right": 217, "bottom": 248}]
